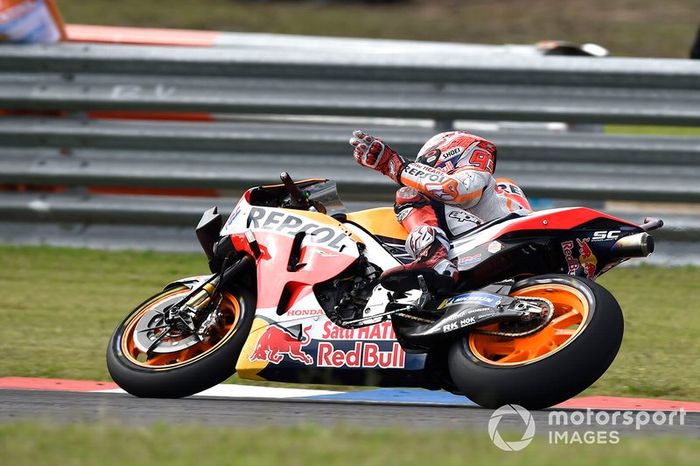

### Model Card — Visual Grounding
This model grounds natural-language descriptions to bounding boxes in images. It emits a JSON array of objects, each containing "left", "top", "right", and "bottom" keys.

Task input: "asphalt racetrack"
[{"left": 2, "top": 390, "right": 697, "bottom": 437}]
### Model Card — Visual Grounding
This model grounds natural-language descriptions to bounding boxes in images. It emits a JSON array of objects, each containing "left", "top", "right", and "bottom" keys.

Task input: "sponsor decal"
[
  {"left": 402, "top": 164, "right": 448, "bottom": 183},
  {"left": 442, "top": 309, "right": 469, "bottom": 322},
  {"left": 418, "top": 147, "right": 440, "bottom": 166},
  {"left": 388, "top": 159, "right": 400, "bottom": 177},
  {"left": 591, "top": 230, "right": 621, "bottom": 242},
  {"left": 443, "top": 322, "right": 459, "bottom": 332},
  {"left": 285, "top": 309, "right": 325, "bottom": 317},
  {"left": 249, "top": 324, "right": 314, "bottom": 365},
  {"left": 317, "top": 341, "right": 405, "bottom": 369},
  {"left": 396, "top": 207, "right": 412, "bottom": 223},
  {"left": 561, "top": 240, "right": 579, "bottom": 275},
  {"left": 446, "top": 292, "right": 501, "bottom": 308},
  {"left": 321, "top": 320, "right": 396, "bottom": 340},
  {"left": 223, "top": 205, "right": 242, "bottom": 230},
  {"left": 576, "top": 238, "right": 598, "bottom": 278},
  {"left": 440, "top": 147, "right": 463, "bottom": 160},
  {"left": 561, "top": 238, "right": 599, "bottom": 278},
  {"left": 251, "top": 321, "right": 407, "bottom": 369},
  {"left": 317, "top": 322, "right": 405, "bottom": 369},
  {"left": 459, "top": 317, "right": 476, "bottom": 327},
  {"left": 247, "top": 207, "right": 349, "bottom": 251},
  {"left": 487, "top": 241, "right": 503, "bottom": 253},
  {"left": 458, "top": 253, "right": 482, "bottom": 267},
  {"left": 496, "top": 182, "right": 525, "bottom": 197},
  {"left": 448, "top": 210, "right": 481, "bottom": 224}
]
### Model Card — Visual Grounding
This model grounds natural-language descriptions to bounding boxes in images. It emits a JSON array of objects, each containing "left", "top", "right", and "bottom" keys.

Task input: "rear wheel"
[
  {"left": 107, "top": 284, "right": 255, "bottom": 398},
  {"left": 447, "top": 275, "right": 623, "bottom": 409}
]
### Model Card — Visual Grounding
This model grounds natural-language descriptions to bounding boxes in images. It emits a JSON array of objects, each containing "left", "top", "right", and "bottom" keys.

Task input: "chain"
[
  {"left": 393, "top": 312, "right": 435, "bottom": 324},
  {"left": 472, "top": 297, "right": 554, "bottom": 338}
]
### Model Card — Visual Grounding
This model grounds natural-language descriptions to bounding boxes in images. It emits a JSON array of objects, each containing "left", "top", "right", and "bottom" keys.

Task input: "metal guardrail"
[
  {"left": 0, "top": 44, "right": 700, "bottom": 126},
  {"left": 1, "top": 118, "right": 699, "bottom": 202},
  {"left": 1, "top": 74, "right": 699, "bottom": 126},
  {"left": 2, "top": 43, "right": 700, "bottom": 89},
  {"left": 0, "top": 40, "right": 699, "bottom": 246}
]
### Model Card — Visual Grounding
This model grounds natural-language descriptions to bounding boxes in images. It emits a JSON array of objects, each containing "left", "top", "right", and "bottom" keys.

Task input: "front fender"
[{"left": 163, "top": 274, "right": 214, "bottom": 291}]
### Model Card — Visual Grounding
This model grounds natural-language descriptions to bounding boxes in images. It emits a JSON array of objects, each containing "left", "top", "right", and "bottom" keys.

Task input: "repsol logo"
[
  {"left": 403, "top": 165, "right": 446, "bottom": 183},
  {"left": 248, "top": 207, "right": 349, "bottom": 250}
]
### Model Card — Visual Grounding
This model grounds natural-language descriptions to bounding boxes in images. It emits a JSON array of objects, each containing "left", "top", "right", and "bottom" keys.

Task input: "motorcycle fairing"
[
  {"left": 222, "top": 194, "right": 430, "bottom": 386},
  {"left": 221, "top": 199, "right": 361, "bottom": 310},
  {"left": 345, "top": 207, "right": 408, "bottom": 243},
  {"left": 450, "top": 207, "right": 636, "bottom": 260},
  {"left": 448, "top": 207, "right": 644, "bottom": 282}
]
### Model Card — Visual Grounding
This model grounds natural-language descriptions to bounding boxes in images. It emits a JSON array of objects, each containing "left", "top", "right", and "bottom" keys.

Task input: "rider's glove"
[{"left": 350, "top": 130, "right": 406, "bottom": 184}]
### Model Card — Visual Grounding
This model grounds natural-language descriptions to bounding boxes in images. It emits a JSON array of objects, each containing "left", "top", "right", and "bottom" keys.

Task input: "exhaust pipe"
[{"left": 611, "top": 232, "right": 654, "bottom": 258}]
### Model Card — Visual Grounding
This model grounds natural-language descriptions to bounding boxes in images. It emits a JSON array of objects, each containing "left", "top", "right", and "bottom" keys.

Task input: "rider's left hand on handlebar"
[{"left": 350, "top": 130, "right": 406, "bottom": 183}]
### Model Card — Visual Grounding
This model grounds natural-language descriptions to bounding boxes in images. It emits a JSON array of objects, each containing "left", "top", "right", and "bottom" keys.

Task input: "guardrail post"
[{"left": 434, "top": 119, "right": 455, "bottom": 132}]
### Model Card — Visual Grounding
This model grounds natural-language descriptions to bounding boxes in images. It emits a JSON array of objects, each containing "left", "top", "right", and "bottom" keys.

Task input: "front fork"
[{"left": 166, "top": 255, "right": 254, "bottom": 330}]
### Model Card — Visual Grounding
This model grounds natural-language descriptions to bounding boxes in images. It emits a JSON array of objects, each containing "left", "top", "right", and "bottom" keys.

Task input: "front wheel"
[
  {"left": 107, "top": 284, "right": 255, "bottom": 398},
  {"left": 447, "top": 275, "right": 623, "bottom": 409}
]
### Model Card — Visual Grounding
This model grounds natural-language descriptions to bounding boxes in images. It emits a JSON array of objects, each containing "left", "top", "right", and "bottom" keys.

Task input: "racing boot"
[{"left": 380, "top": 225, "right": 459, "bottom": 293}]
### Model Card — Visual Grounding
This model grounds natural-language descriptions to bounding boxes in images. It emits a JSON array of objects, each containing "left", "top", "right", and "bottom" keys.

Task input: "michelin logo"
[{"left": 447, "top": 292, "right": 501, "bottom": 307}]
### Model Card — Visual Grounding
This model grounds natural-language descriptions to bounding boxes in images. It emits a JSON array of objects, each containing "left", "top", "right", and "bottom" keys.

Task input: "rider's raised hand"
[{"left": 350, "top": 130, "right": 406, "bottom": 183}]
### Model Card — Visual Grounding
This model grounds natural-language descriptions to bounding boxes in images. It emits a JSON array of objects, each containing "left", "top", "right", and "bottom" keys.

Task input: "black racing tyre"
[
  {"left": 447, "top": 274, "right": 623, "bottom": 409},
  {"left": 107, "top": 284, "right": 255, "bottom": 398}
]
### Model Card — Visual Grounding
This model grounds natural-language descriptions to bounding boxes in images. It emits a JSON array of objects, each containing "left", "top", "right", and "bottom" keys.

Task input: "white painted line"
[{"left": 96, "top": 383, "right": 343, "bottom": 399}]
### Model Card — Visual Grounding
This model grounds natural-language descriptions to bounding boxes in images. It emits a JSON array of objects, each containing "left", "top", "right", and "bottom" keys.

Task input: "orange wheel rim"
[
  {"left": 468, "top": 284, "right": 590, "bottom": 366},
  {"left": 121, "top": 288, "right": 241, "bottom": 370}
]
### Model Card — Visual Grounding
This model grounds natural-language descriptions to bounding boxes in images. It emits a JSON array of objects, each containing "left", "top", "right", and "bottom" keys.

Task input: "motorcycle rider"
[{"left": 350, "top": 130, "right": 531, "bottom": 293}]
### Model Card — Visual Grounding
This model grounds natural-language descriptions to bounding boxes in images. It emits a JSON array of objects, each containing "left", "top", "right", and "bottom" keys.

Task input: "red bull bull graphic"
[
  {"left": 249, "top": 324, "right": 314, "bottom": 365},
  {"left": 576, "top": 238, "right": 598, "bottom": 279},
  {"left": 561, "top": 238, "right": 599, "bottom": 279}
]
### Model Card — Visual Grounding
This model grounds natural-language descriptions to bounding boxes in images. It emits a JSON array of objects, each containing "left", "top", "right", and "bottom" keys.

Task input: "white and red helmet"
[{"left": 415, "top": 131, "right": 497, "bottom": 174}]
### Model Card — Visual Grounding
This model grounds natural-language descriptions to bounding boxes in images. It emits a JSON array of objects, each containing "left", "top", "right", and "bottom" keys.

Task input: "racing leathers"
[{"left": 350, "top": 130, "right": 531, "bottom": 293}]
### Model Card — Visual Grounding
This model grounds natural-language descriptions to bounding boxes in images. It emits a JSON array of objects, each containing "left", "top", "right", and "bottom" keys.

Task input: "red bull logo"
[
  {"left": 576, "top": 238, "right": 598, "bottom": 278},
  {"left": 317, "top": 341, "right": 405, "bottom": 369},
  {"left": 561, "top": 240, "right": 579, "bottom": 275},
  {"left": 249, "top": 324, "right": 313, "bottom": 365}
]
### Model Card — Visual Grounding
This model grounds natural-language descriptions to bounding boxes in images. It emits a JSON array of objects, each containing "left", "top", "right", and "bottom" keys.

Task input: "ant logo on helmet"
[{"left": 417, "top": 147, "right": 441, "bottom": 166}]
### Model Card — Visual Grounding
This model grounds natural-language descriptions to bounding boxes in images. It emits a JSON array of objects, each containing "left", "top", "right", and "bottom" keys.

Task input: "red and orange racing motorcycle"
[{"left": 107, "top": 174, "right": 662, "bottom": 409}]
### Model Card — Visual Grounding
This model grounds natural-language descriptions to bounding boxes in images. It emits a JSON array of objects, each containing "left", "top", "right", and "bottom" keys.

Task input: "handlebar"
[
  {"left": 279, "top": 172, "right": 328, "bottom": 214},
  {"left": 280, "top": 171, "right": 310, "bottom": 209}
]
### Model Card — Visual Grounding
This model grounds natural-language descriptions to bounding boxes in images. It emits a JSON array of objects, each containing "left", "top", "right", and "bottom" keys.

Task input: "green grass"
[
  {"left": 0, "top": 422, "right": 698, "bottom": 466},
  {"left": 606, "top": 125, "right": 700, "bottom": 137},
  {"left": 55, "top": 0, "right": 700, "bottom": 58},
  {"left": 0, "top": 245, "right": 698, "bottom": 400}
]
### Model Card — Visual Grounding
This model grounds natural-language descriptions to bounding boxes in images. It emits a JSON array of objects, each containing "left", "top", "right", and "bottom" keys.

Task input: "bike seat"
[{"left": 449, "top": 212, "right": 524, "bottom": 241}]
